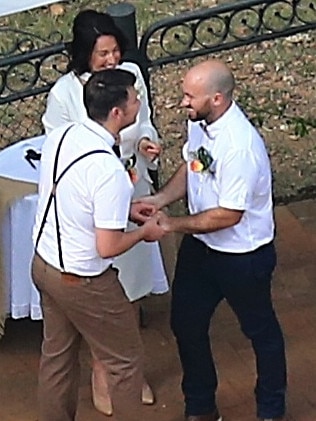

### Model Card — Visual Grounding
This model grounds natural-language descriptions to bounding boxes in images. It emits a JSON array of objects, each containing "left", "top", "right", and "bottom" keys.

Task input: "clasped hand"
[{"left": 130, "top": 201, "right": 171, "bottom": 241}]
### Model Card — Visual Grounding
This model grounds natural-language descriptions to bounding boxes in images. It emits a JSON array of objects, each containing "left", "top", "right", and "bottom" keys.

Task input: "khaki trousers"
[{"left": 32, "top": 254, "right": 143, "bottom": 421}]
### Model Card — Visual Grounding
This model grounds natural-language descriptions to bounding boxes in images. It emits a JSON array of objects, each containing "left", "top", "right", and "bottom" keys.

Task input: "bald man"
[{"left": 135, "top": 60, "right": 286, "bottom": 421}]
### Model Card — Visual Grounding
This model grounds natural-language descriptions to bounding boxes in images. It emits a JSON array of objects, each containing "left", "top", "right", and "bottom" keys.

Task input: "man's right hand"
[{"left": 142, "top": 213, "right": 166, "bottom": 242}]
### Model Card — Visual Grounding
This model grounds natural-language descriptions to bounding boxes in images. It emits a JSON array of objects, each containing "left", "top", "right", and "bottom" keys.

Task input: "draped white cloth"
[
  {"left": 0, "top": 136, "right": 45, "bottom": 319},
  {"left": 0, "top": 1, "right": 58, "bottom": 17}
]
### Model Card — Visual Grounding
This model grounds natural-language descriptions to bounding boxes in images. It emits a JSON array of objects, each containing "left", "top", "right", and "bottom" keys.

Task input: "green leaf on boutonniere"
[
  {"left": 121, "top": 154, "right": 138, "bottom": 184},
  {"left": 123, "top": 153, "right": 136, "bottom": 171},
  {"left": 197, "top": 146, "right": 213, "bottom": 170}
]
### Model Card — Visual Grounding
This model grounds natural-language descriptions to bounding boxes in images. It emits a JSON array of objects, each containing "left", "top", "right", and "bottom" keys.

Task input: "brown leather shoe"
[{"left": 186, "top": 409, "right": 222, "bottom": 421}]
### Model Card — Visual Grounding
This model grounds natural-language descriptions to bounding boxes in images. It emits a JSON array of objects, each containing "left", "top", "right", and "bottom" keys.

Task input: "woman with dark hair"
[
  {"left": 42, "top": 9, "right": 169, "bottom": 418},
  {"left": 67, "top": 9, "right": 127, "bottom": 75}
]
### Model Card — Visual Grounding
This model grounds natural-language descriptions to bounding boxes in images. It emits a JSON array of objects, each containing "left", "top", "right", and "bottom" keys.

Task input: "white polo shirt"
[
  {"left": 33, "top": 118, "right": 134, "bottom": 275},
  {"left": 183, "top": 101, "right": 274, "bottom": 253}
]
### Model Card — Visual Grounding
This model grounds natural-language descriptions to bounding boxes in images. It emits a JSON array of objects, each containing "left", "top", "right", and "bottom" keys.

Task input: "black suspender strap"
[
  {"left": 35, "top": 125, "right": 74, "bottom": 254},
  {"left": 35, "top": 125, "right": 110, "bottom": 272}
]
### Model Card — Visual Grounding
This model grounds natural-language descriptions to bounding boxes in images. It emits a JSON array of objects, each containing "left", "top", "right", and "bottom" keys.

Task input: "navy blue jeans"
[{"left": 171, "top": 235, "right": 286, "bottom": 419}]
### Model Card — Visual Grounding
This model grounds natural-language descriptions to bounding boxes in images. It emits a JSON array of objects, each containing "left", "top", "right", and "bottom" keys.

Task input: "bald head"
[
  {"left": 185, "top": 60, "right": 235, "bottom": 101},
  {"left": 181, "top": 60, "right": 235, "bottom": 123}
]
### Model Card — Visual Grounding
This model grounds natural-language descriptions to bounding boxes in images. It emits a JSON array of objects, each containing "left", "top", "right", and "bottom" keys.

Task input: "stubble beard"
[{"left": 188, "top": 110, "right": 210, "bottom": 123}]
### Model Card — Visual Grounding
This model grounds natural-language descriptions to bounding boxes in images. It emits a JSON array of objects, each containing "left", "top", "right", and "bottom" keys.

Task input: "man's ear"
[
  {"left": 111, "top": 106, "right": 122, "bottom": 120},
  {"left": 213, "top": 92, "right": 223, "bottom": 107}
]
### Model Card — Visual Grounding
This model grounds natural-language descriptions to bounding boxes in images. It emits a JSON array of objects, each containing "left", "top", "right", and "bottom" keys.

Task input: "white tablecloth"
[
  {"left": 0, "top": 1, "right": 59, "bottom": 17},
  {"left": 0, "top": 135, "right": 45, "bottom": 319}
]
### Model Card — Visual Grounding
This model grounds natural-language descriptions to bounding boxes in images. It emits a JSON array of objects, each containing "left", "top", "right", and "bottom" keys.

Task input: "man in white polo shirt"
[
  {"left": 135, "top": 59, "right": 286, "bottom": 421},
  {"left": 32, "top": 69, "right": 165, "bottom": 421}
]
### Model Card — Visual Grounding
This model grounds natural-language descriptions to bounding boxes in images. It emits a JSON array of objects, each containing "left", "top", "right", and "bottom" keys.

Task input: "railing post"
[
  {"left": 106, "top": 3, "right": 150, "bottom": 96},
  {"left": 106, "top": 3, "right": 138, "bottom": 50},
  {"left": 107, "top": 2, "right": 150, "bottom": 77},
  {"left": 106, "top": 2, "right": 158, "bottom": 189}
]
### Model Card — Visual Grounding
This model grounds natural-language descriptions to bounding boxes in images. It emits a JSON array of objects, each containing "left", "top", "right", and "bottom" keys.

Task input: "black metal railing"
[
  {"left": 0, "top": 28, "right": 69, "bottom": 146},
  {"left": 139, "top": 0, "right": 316, "bottom": 67},
  {"left": 0, "top": 29, "right": 68, "bottom": 102},
  {"left": 0, "top": 0, "right": 315, "bottom": 147}
]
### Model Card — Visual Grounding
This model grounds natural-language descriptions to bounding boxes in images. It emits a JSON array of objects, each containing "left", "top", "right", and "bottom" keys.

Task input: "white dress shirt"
[
  {"left": 183, "top": 101, "right": 275, "bottom": 253},
  {"left": 33, "top": 119, "right": 133, "bottom": 276}
]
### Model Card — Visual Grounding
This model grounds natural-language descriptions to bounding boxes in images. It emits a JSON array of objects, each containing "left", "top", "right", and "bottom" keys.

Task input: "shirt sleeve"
[
  {"left": 134, "top": 65, "right": 158, "bottom": 143},
  {"left": 91, "top": 166, "right": 133, "bottom": 230},
  {"left": 218, "top": 149, "right": 260, "bottom": 210},
  {"left": 42, "top": 90, "right": 71, "bottom": 135}
]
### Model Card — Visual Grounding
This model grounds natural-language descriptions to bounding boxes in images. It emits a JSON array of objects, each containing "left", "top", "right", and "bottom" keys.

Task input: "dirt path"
[{"left": 1, "top": 200, "right": 316, "bottom": 420}]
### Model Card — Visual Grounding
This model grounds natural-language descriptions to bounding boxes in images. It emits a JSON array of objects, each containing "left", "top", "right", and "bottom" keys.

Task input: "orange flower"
[{"left": 190, "top": 159, "right": 204, "bottom": 172}]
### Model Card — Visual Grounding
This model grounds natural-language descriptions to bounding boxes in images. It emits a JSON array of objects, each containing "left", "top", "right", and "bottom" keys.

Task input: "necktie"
[
  {"left": 199, "top": 121, "right": 210, "bottom": 137},
  {"left": 112, "top": 144, "right": 121, "bottom": 158},
  {"left": 112, "top": 133, "right": 121, "bottom": 158}
]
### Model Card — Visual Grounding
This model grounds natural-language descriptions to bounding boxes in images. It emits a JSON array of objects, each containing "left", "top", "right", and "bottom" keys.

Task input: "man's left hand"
[
  {"left": 130, "top": 202, "right": 156, "bottom": 224},
  {"left": 138, "top": 138, "right": 161, "bottom": 162}
]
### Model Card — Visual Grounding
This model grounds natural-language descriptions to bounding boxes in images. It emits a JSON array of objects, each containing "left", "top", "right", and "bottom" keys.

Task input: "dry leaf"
[{"left": 49, "top": 3, "right": 65, "bottom": 16}]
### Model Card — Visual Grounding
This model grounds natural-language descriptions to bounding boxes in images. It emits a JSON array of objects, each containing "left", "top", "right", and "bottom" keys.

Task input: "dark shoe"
[
  {"left": 259, "top": 418, "right": 284, "bottom": 421},
  {"left": 186, "top": 409, "right": 222, "bottom": 421}
]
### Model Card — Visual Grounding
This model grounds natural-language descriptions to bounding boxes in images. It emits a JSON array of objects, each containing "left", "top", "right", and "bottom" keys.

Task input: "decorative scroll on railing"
[
  {"left": 0, "top": 28, "right": 69, "bottom": 145},
  {"left": 139, "top": 0, "right": 316, "bottom": 68},
  {"left": 0, "top": 28, "right": 69, "bottom": 104}
]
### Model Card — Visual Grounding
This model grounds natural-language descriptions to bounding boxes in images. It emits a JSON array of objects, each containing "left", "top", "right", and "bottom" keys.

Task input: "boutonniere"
[
  {"left": 189, "top": 146, "right": 215, "bottom": 174},
  {"left": 122, "top": 154, "right": 138, "bottom": 184}
]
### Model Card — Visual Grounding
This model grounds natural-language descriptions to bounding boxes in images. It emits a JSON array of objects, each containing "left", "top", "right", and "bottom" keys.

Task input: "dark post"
[
  {"left": 106, "top": 3, "right": 159, "bottom": 190},
  {"left": 106, "top": 3, "right": 138, "bottom": 50},
  {"left": 106, "top": 3, "right": 149, "bottom": 82}
]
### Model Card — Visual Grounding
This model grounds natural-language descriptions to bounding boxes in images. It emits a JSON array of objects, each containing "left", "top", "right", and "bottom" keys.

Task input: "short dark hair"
[
  {"left": 84, "top": 69, "right": 136, "bottom": 122},
  {"left": 68, "top": 10, "right": 127, "bottom": 75}
]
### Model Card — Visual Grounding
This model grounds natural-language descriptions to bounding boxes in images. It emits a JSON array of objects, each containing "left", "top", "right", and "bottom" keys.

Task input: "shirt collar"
[
  {"left": 79, "top": 72, "right": 91, "bottom": 83},
  {"left": 82, "top": 118, "right": 116, "bottom": 148},
  {"left": 200, "top": 100, "right": 237, "bottom": 140}
]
